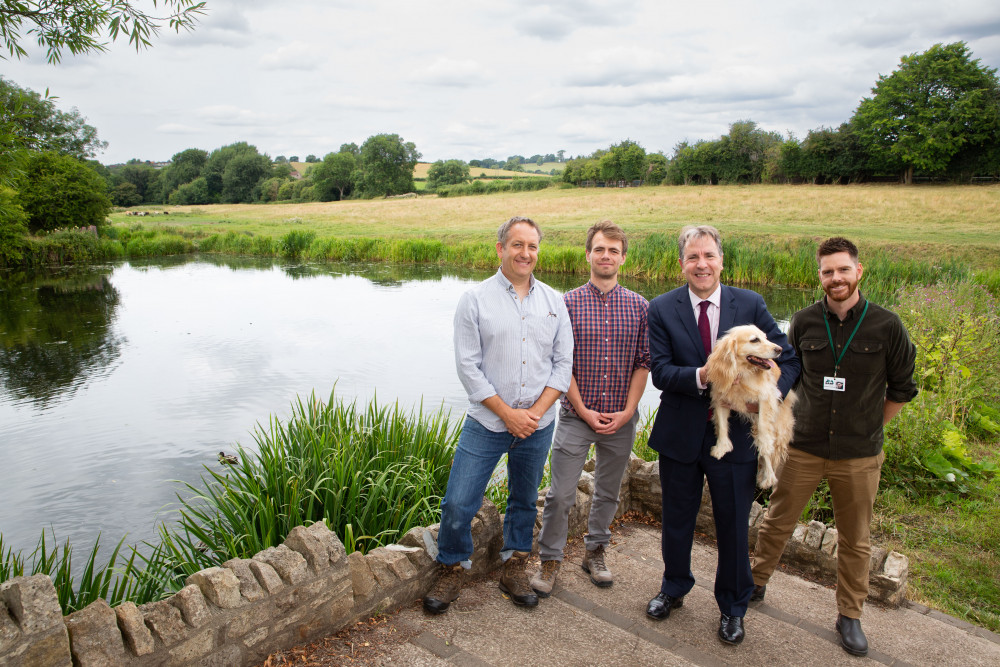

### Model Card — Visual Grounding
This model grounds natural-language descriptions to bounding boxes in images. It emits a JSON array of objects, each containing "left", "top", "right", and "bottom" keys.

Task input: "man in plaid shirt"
[{"left": 531, "top": 220, "right": 650, "bottom": 595}]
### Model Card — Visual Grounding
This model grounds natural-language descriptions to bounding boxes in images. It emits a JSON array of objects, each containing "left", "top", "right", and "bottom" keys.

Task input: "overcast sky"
[{"left": 4, "top": 0, "right": 1000, "bottom": 165}]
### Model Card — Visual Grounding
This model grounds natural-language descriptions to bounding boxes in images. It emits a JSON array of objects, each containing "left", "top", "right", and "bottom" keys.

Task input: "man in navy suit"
[{"left": 644, "top": 225, "right": 800, "bottom": 646}]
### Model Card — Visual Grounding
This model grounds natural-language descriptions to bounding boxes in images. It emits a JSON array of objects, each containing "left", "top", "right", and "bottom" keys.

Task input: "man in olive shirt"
[{"left": 750, "top": 237, "right": 917, "bottom": 658}]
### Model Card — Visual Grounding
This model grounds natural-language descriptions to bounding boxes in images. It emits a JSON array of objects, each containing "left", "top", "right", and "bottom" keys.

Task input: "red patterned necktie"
[{"left": 698, "top": 300, "right": 712, "bottom": 357}]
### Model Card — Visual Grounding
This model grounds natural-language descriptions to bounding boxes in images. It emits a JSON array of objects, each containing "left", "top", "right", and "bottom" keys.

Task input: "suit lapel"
[
  {"left": 675, "top": 290, "right": 707, "bottom": 363},
  {"left": 719, "top": 285, "right": 737, "bottom": 338}
]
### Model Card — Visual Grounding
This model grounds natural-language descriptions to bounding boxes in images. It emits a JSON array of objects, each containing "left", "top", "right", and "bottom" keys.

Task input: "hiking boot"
[
  {"left": 530, "top": 559, "right": 561, "bottom": 598},
  {"left": 423, "top": 562, "right": 465, "bottom": 614},
  {"left": 581, "top": 544, "right": 613, "bottom": 587},
  {"left": 498, "top": 551, "right": 539, "bottom": 607}
]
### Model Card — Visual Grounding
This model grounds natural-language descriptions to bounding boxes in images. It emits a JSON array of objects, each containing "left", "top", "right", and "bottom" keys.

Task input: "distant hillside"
[{"left": 414, "top": 162, "right": 552, "bottom": 179}]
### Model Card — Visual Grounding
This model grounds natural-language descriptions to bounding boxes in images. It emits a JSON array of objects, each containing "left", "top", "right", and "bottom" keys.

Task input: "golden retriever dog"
[{"left": 704, "top": 324, "right": 797, "bottom": 488}]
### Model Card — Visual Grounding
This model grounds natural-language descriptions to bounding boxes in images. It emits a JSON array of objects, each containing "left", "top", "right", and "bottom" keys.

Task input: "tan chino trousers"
[{"left": 751, "top": 447, "right": 884, "bottom": 618}]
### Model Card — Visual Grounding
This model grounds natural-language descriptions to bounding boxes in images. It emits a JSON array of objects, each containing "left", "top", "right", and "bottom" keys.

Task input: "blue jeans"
[{"left": 436, "top": 416, "right": 554, "bottom": 566}]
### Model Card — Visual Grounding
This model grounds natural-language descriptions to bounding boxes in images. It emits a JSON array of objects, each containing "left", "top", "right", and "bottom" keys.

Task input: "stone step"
[{"left": 376, "top": 522, "right": 1000, "bottom": 666}]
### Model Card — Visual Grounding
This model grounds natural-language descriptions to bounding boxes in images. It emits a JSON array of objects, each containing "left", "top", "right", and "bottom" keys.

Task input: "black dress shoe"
[
  {"left": 836, "top": 614, "right": 869, "bottom": 656},
  {"left": 646, "top": 592, "right": 684, "bottom": 620},
  {"left": 718, "top": 613, "right": 745, "bottom": 645},
  {"left": 750, "top": 584, "right": 766, "bottom": 602}
]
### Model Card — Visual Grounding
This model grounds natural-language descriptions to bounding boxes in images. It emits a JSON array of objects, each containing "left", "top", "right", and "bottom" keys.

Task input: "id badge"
[{"left": 823, "top": 376, "right": 846, "bottom": 392}]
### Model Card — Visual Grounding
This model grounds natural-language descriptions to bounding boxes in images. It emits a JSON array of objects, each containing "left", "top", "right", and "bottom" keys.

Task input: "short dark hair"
[
  {"left": 497, "top": 216, "right": 542, "bottom": 246},
  {"left": 586, "top": 220, "right": 628, "bottom": 254},
  {"left": 816, "top": 237, "right": 859, "bottom": 263}
]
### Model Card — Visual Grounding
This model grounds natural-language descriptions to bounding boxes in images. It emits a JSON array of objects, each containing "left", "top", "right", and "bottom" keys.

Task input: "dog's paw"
[
  {"left": 757, "top": 469, "right": 778, "bottom": 489},
  {"left": 710, "top": 441, "right": 733, "bottom": 460}
]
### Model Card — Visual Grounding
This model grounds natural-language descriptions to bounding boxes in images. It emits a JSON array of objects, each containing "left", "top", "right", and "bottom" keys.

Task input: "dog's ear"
[{"left": 706, "top": 332, "right": 739, "bottom": 389}]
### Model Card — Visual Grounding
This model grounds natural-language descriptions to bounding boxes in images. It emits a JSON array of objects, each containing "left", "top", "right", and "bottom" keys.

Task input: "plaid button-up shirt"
[{"left": 561, "top": 281, "right": 650, "bottom": 415}]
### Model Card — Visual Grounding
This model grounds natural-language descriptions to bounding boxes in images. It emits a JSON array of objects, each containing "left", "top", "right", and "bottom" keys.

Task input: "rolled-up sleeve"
[
  {"left": 454, "top": 291, "right": 497, "bottom": 403},
  {"left": 885, "top": 317, "right": 918, "bottom": 404}
]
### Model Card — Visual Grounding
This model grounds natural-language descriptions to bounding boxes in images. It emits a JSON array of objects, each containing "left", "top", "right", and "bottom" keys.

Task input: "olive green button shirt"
[{"left": 789, "top": 293, "right": 917, "bottom": 460}]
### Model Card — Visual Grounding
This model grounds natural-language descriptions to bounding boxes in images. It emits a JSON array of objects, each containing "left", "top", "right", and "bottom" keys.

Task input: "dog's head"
[
  {"left": 719, "top": 324, "right": 782, "bottom": 370},
  {"left": 709, "top": 324, "right": 782, "bottom": 374}
]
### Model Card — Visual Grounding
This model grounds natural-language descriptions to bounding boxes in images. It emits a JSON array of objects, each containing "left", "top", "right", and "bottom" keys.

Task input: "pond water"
[{"left": 0, "top": 256, "right": 815, "bottom": 561}]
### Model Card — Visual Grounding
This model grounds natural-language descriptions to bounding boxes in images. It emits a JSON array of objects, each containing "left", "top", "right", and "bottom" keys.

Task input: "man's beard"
[{"left": 825, "top": 279, "right": 859, "bottom": 302}]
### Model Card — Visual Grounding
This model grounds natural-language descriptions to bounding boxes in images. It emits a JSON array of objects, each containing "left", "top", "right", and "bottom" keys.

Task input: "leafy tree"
[
  {"left": 645, "top": 152, "right": 668, "bottom": 185},
  {"left": 289, "top": 155, "right": 299, "bottom": 163},
  {"left": 311, "top": 150, "right": 357, "bottom": 201},
  {"left": 110, "top": 181, "right": 142, "bottom": 207},
  {"left": 157, "top": 147, "right": 207, "bottom": 201},
  {"left": 715, "top": 120, "right": 783, "bottom": 184},
  {"left": 339, "top": 143, "right": 359, "bottom": 156},
  {"left": 600, "top": 139, "right": 647, "bottom": 182},
  {"left": 274, "top": 155, "right": 287, "bottom": 163},
  {"left": 201, "top": 142, "right": 270, "bottom": 203},
  {"left": 305, "top": 154, "right": 318, "bottom": 163},
  {"left": 357, "top": 133, "right": 421, "bottom": 197},
  {"left": 0, "top": 187, "right": 29, "bottom": 264},
  {"left": 852, "top": 42, "right": 1000, "bottom": 183},
  {"left": 1, "top": 0, "right": 206, "bottom": 63},
  {"left": 15, "top": 151, "right": 111, "bottom": 232},
  {"left": 426, "top": 159, "right": 470, "bottom": 190},
  {"left": 112, "top": 162, "right": 160, "bottom": 203},
  {"left": 0, "top": 77, "right": 106, "bottom": 158},
  {"left": 168, "top": 176, "right": 209, "bottom": 205},
  {"left": 221, "top": 152, "right": 272, "bottom": 203}
]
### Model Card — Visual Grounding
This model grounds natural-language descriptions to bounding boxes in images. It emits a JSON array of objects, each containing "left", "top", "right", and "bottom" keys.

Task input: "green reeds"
[
  {"left": 145, "top": 390, "right": 460, "bottom": 591},
  {"left": 0, "top": 530, "right": 144, "bottom": 614}
]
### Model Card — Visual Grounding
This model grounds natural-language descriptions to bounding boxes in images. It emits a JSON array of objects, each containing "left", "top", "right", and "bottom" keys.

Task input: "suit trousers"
[
  {"left": 537, "top": 409, "right": 639, "bottom": 561},
  {"left": 751, "top": 447, "right": 884, "bottom": 618},
  {"left": 659, "top": 425, "right": 757, "bottom": 618}
]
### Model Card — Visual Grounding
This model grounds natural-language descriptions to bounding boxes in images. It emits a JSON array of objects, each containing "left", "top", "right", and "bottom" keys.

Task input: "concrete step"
[{"left": 371, "top": 521, "right": 1000, "bottom": 666}]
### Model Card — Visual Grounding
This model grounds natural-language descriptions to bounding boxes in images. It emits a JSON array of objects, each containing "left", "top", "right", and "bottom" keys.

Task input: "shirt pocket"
[
  {"left": 845, "top": 340, "right": 884, "bottom": 376},
  {"left": 798, "top": 338, "right": 834, "bottom": 375}
]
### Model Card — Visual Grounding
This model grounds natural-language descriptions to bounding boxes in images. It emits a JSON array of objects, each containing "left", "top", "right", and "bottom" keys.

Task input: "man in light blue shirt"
[{"left": 423, "top": 216, "right": 573, "bottom": 614}]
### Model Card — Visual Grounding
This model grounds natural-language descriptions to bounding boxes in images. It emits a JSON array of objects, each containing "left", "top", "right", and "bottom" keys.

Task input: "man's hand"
[
  {"left": 593, "top": 409, "right": 634, "bottom": 434},
  {"left": 575, "top": 406, "right": 610, "bottom": 433},
  {"left": 503, "top": 409, "right": 540, "bottom": 439}
]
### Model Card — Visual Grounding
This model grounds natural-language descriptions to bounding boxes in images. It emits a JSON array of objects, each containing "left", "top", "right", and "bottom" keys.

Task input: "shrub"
[
  {"left": 883, "top": 283, "right": 1000, "bottom": 498},
  {"left": 15, "top": 152, "right": 111, "bottom": 232}
]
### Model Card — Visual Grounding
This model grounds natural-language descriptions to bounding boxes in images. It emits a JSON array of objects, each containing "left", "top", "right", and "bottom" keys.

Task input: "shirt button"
[
  {"left": 522, "top": 361, "right": 526, "bottom": 364},
  {"left": 830, "top": 430, "right": 834, "bottom": 435}
]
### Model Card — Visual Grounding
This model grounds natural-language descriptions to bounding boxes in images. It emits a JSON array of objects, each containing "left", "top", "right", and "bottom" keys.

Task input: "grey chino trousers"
[{"left": 537, "top": 408, "right": 640, "bottom": 560}]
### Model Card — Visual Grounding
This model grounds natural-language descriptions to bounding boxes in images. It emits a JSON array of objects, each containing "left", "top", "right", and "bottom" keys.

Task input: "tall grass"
[
  {"left": 129, "top": 391, "right": 461, "bottom": 598},
  {"left": 0, "top": 530, "right": 145, "bottom": 614}
]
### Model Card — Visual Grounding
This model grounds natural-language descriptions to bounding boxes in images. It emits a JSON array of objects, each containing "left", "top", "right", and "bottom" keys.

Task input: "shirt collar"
[
  {"left": 821, "top": 291, "right": 867, "bottom": 320},
  {"left": 689, "top": 284, "right": 721, "bottom": 308},
  {"left": 586, "top": 281, "right": 620, "bottom": 299},
  {"left": 495, "top": 267, "right": 535, "bottom": 293}
]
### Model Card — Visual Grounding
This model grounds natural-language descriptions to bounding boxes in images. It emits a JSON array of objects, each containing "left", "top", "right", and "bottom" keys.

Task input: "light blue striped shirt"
[{"left": 454, "top": 268, "right": 574, "bottom": 432}]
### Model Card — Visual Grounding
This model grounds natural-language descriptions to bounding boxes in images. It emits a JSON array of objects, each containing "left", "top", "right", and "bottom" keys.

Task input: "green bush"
[
  {"left": 15, "top": 152, "right": 111, "bottom": 232},
  {"left": 883, "top": 282, "right": 1000, "bottom": 498},
  {"left": 278, "top": 229, "right": 316, "bottom": 258}
]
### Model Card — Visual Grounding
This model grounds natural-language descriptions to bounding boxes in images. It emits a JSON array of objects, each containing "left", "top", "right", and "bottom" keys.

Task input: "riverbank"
[{"left": 8, "top": 184, "right": 1000, "bottom": 292}]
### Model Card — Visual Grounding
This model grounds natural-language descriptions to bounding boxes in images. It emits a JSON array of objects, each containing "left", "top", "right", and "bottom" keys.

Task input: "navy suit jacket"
[{"left": 647, "top": 284, "right": 800, "bottom": 464}]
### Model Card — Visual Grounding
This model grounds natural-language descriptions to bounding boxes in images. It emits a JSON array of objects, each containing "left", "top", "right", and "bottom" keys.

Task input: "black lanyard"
[{"left": 824, "top": 301, "right": 868, "bottom": 376}]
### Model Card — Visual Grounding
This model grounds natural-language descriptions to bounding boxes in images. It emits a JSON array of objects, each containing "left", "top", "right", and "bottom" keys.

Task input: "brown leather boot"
[
  {"left": 529, "top": 559, "right": 561, "bottom": 597},
  {"left": 422, "top": 562, "right": 465, "bottom": 614},
  {"left": 498, "top": 551, "right": 539, "bottom": 607}
]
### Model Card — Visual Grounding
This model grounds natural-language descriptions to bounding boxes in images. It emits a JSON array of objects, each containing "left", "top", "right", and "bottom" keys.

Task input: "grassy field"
[{"left": 119, "top": 183, "right": 1000, "bottom": 270}]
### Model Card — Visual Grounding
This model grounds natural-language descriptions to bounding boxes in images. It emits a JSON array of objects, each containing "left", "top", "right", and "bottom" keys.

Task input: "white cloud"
[
  {"left": 411, "top": 58, "right": 484, "bottom": 87},
  {"left": 259, "top": 42, "right": 318, "bottom": 71}
]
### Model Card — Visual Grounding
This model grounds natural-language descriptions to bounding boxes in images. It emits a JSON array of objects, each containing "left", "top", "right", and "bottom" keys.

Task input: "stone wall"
[
  {"left": 1, "top": 455, "right": 907, "bottom": 666},
  {"left": 0, "top": 503, "right": 503, "bottom": 667}
]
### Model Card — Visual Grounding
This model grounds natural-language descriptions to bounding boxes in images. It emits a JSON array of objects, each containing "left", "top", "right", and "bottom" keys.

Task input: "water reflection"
[
  {"left": 0, "top": 270, "right": 124, "bottom": 407},
  {"left": 0, "top": 256, "right": 814, "bottom": 564}
]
